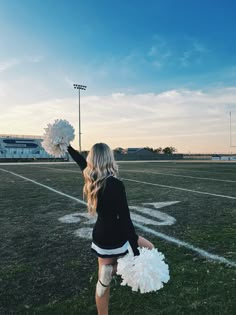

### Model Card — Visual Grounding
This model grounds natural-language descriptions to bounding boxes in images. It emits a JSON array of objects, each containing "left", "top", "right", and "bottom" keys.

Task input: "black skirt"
[{"left": 91, "top": 239, "right": 129, "bottom": 258}]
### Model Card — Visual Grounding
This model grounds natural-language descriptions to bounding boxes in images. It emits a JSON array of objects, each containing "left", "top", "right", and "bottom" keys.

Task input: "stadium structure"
[{"left": 0, "top": 134, "right": 68, "bottom": 161}]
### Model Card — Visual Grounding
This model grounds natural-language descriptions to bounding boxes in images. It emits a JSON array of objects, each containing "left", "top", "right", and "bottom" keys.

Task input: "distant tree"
[
  {"left": 154, "top": 147, "right": 162, "bottom": 154},
  {"left": 162, "top": 146, "right": 177, "bottom": 154},
  {"left": 144, "top": 147, "right": 154, "bottom": 152},
  {"left": 113, "top": 147, "right": 124, "bottom": 154}
]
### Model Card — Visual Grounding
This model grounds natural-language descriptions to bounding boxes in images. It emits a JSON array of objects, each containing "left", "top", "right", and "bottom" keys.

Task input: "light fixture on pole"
[{"left": 73, "top": 84, "right": 87, "bottom": 152}]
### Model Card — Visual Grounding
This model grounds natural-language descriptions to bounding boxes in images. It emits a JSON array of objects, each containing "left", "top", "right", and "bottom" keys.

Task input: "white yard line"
[
  {"left": 0, "top": 167, "right": 235, "bottom": 267},
  {"left": 134, "top": 223, "right": 236, "bottom": 267},
  {"left": 1, "top": 160, "right": 236, "bottom": 166},
  {"left": 6, "top": 165, "right": 235, "bottom": 199},
  {"left": 0, "top": 162, "right": 73, "bottom": 166},
  {"left": 124, "top": 178, "right": 236, "bottom": 200},
  {"left": 122, "top": 169, "right": 236, "bottom": 183},
  {"left": 37, "top": 166, "right": 236, "bottom": 183},
  {"left": 0, "top": 168, "right": 87, "bottom": 205},
  {"left": 31, "top": 166, "right": 79, "bottom": 173}
]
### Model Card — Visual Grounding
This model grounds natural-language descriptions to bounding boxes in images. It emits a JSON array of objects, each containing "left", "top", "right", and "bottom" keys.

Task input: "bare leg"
[
  {"left": 138, "top": 235, "right": 154, "bottom": 249},
  {"left": 95, "top": 257, "right": 117, "bottom": 315},
  {"left": 110, "top": 237, "right": 154, "bottom": 280},
  {"left": 95, "top": 237, "right": 153, "bottom": 314}
]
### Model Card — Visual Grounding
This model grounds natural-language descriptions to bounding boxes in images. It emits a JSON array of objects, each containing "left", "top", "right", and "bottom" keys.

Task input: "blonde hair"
[{"left": 83, "top": 143, "right": 118, "bottom": 215}]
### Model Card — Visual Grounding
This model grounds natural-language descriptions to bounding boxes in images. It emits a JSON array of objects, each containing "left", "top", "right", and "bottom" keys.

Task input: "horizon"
[
  {"left": 0, "top": 0, "right": 236, "bottom": 154},
  {"left": 0, "top": 132, "right": 235, "bottom": 155}
]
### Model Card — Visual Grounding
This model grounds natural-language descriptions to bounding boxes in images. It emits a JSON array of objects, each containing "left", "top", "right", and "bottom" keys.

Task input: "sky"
[{"left": 0, "top": 0, "right": 236, "bottom": 153}]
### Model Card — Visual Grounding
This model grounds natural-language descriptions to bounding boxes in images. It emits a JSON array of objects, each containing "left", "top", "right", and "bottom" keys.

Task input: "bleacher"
[{"left": 0, "top": 134, "right": 68, "bottom": 161}]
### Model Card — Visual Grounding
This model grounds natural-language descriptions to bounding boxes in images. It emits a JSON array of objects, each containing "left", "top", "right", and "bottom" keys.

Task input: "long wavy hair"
[{"left": 83, "top": 143, "right": 118, "bottom": 215}]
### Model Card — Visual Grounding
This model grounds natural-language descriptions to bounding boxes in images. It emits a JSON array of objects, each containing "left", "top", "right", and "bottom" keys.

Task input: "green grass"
[{"left": 0, "top": 161, "right": 236, "bottom": 314}]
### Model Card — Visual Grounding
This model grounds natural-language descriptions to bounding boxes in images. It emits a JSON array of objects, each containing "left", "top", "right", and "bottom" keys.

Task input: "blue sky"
[{"left": 0, "top": 0, "right": 236, "bottom": 152}]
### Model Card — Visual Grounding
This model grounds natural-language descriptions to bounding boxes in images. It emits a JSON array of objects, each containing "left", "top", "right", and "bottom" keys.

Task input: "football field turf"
[{"left": 0, "top": 161, "right": 235, "bottom": 314}]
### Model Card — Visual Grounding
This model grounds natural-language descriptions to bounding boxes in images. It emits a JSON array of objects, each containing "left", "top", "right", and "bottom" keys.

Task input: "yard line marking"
[
  {"left": 8, "top": 166, "right": 236, "bottom": 200},
  {"left": 0, "top": 168, "right": 87, "bottom": 205},
  {"left": 30, "top": 166, "right": 79, "bottom": 173},
  {"left": 122, "top": 169, "right": 236, "bottom": 183},
  {"left": 124, "top": 165, "right": 235, "bottom": 176},
  {"left": 130, "top": 202, "right": 179, "bottom": 226},
  {"left": 30, "top": 166, "right": 236, "bottom": 185},
  {"left": 30, "top": 166, "right": 236, "bottom": 199},
  {"left": 123, "top": 178, "right": 236, "bottom": 200},
  {"left": 0, "top": 168, "right": 235, "bottom": 268},
  {"left": 133, "top": 223, "right": 236, "bottom": 267}
]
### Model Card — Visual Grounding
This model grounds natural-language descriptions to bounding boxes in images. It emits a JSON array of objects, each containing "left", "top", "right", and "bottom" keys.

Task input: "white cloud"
[
  {"left": 0, "top": 55, "right": 44, "bottom": 73},
  {"left": 147, "top": 36, "right": 209, "bottom": 69},
  {"left": 180, "top": 39, "right": 209, "bottom": 67},
  {"left": 25, "top": 55, "right": 44, "bottom": 63},
  {"left": 0, "top": 81, "right": 7, "bottom": 96},
  {"left": 0, "top": 58, "right": 20, "bottom": 73},
  {"left": 64, "top": 76, "right": 75, "bottom": 88},
  {"left": 181, "top": 51, "right": 192, "bottom": 67},
  {"left": 148, "top": 36, "right": 172, "bottom": 69},
  {"left": 0, "top": 87, "right": 235, "bottom": 153},
  {"left": 192, "top": 40, "right": 209, "bottom": 53}
]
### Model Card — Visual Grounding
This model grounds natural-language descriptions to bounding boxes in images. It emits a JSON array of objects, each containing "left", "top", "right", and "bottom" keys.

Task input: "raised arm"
[
  {"left": 116, "top": 181, "right": 139, "bottom": 256},
  {"left": 67, "top": 145, "right": 87, "bottom": 172}
]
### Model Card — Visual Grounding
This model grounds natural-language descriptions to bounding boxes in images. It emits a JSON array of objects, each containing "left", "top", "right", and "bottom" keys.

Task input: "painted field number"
[{"left": 58, "top": 201, "right": 179, "bottom": 240}]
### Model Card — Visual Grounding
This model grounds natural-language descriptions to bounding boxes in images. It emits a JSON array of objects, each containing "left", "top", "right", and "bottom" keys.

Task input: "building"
[
  {"left": 0, "top": 134, "right": 67, "bottom": 160},
  {"left": 123, "top": 148, "right": 155, "bottom": 155}
]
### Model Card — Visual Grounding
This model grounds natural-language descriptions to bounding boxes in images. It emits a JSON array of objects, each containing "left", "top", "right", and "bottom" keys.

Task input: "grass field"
[{"left": 0, "top": 161, "right": 236, "bottom": 315}]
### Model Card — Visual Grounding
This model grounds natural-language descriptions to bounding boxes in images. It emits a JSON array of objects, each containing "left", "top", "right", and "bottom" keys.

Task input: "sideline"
[
  {"left": 1, "top": 159, "right": 236, "bottom": 166},
  {"left": 0, "top": 168, "right": 235, "bottom": 268}
]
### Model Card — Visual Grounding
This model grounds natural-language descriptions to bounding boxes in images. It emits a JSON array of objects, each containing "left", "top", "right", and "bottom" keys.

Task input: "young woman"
[{"left": 68, "top": 143, "right": 154, "bottom": 315}]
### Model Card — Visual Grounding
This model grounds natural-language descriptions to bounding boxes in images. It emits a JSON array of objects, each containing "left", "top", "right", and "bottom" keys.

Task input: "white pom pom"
[
  {"left": 117, "top": 247, "right": 170, "bottom": 293},
  {"left": 42, "top": 119, "right": 75, "bottom": 157}
]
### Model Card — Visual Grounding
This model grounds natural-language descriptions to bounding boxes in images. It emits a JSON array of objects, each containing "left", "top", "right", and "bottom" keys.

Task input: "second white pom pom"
[{"left": 117, "top": 247, "right": 170, "bottom": 294}]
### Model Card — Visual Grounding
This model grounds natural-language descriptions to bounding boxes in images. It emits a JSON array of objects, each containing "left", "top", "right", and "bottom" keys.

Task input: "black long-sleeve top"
[{"left": 67, "top": 145, "right": 139, "bottom": 256}]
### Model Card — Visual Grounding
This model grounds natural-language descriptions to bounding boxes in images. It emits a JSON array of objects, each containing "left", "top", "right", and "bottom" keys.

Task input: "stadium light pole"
[{"left": 73, "top": 84, "right": 87, "bottom": 152}]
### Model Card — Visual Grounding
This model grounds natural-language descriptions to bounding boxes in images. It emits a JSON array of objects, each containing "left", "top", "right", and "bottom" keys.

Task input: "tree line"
[
  {"left": 113, "top": 146, "right": 177, "bottom": 155},
  {"left": 144, "top": 146, "right": 177, "bottom": 154}
]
